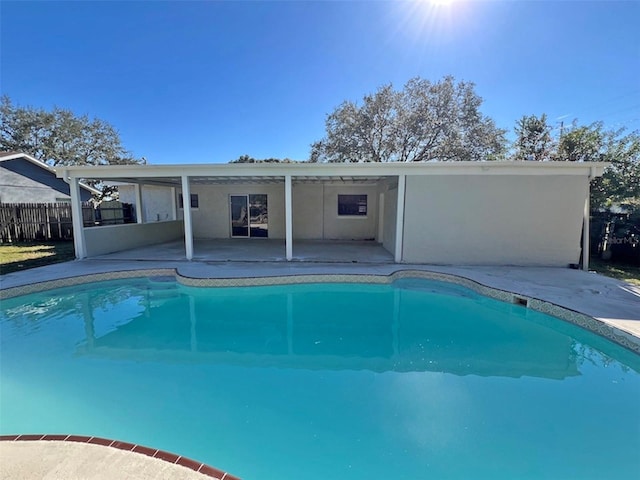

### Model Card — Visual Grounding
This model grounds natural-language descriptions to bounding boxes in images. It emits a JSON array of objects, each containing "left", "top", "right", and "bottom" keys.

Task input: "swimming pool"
[{"left": 1, "top": 277, "right": 639, "bottom": 479}]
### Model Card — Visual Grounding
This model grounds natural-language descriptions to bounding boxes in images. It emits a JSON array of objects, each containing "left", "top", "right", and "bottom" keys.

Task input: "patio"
[{"left": 91, "top": 239, "right": 395, "bottom": 263}]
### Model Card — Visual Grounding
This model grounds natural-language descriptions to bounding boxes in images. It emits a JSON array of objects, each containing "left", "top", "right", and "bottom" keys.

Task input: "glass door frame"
[
  {"left": 230, "top": 194, "right": 249, "bottom": 238},
  {"left": 229, "top": 194, "right": 269, "bottom": 238}
]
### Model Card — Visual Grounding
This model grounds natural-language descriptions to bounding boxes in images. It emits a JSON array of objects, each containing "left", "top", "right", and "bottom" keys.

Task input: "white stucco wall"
[
  {"left": 292, "top": 184, "right": 324, "bottom": 239},
  {"left": 401, "top": 175, "right": 589, "bottom": 266},
  {"left": 291, "top": 183, "right": 380, "bottom": 240},
  {"left": 322, "top": 185, "right": 379, "bottom": 240},
  {"left": 117, "top": 185, "right": 135, "bottom": 205},
  {"left": 382, "top": 184, "right": 398, "bottom": 254},
  {"left": 178, "top": 184, "right": 286, "bottom": 238},
  {"left": 83, "top": 220, "right": 184, "bottom": 257},
  {"left": 118, "top": 185, "right": 175, "bottom": 223},
  {"left": 0, "top": 168, "right": 69, "bottom": 203},
  {"left": 177, "top": 182, "right": 380, "bottom": 241}
]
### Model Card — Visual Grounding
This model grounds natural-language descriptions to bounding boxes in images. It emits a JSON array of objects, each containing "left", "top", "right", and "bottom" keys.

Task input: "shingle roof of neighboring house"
[{"left": 0, "top": 151, "right": 101, "bottom": 198}]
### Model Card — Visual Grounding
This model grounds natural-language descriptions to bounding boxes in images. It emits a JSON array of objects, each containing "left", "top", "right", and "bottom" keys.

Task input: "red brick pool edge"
[{"left": 0, "top": 434, "right": 241, "bottom": 480}]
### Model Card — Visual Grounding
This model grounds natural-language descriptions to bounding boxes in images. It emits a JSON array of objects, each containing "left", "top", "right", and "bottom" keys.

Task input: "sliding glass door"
[
  {"left": 230, "top": 195, "right": 249, "bottom": 237},
  {"left": 230, "top": 194, "right": 268, "bottom": 238}
]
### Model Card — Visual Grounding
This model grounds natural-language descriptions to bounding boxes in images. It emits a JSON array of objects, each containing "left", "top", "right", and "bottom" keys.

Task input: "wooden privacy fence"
[
  {"left": 0, "top": 202, "right": 136, "bottom": 243},
  {"left": 1, "top": 203, "right": 76, "bottom": 243}
]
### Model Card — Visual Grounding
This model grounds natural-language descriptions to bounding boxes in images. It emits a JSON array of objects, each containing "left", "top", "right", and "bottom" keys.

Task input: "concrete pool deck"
[{"left": 1, "top": 258, "right": 639, "bottom": 479}]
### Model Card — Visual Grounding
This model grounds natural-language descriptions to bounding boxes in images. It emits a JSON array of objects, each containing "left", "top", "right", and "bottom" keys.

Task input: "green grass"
[
  {"left": 0, "top": 242, "right": 76, "bottom": 275},
  {"left": 589, "top": 257, "right": 640, "bottom": 286}
]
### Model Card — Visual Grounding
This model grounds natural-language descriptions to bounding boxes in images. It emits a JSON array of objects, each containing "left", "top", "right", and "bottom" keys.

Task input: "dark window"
[
  {"left": 178, "top": 193, "right": 199, "bottom": 209},
  {"left": 338, "top": 194, "right": 367, "bottom": 216}
]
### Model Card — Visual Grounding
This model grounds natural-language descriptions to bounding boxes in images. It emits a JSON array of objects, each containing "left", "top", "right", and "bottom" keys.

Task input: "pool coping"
[
  {"left": 1, "top": 266, "right": 639, "bottom": 354},
  {"left": 0, "top": 434, "right": 241, "bottom": 480}
]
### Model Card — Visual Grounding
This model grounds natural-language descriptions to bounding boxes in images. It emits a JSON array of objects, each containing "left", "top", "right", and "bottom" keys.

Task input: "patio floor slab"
[{"left": 91, "top": 239, "right": 395, "bottom": 263}]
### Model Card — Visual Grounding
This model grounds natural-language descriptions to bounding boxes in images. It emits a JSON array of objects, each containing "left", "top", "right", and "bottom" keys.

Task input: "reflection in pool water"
[{"left": 1, "top": 278, "right": 639, "bottom": 480}]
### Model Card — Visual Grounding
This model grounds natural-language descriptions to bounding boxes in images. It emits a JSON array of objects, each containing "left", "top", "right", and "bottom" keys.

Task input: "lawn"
[
  {"left": 0, "top": 242, "right": 76, "bottom": 275},
  {"left": 589, "top": 257, "right": 640, "bottom": 286}
]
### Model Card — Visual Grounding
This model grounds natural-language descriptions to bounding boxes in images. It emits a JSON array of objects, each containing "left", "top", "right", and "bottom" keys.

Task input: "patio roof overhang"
[{"left": 55, "top": 161, "right": 608, "bottom": 185}]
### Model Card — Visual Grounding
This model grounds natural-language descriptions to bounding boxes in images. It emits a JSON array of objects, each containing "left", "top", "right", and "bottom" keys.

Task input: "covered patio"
[
  {"left": 57, "top": 162, "right": 606, "bottom": 267},
  {"left": 92, "top": 238, "right": 394, "bottom": 263}
]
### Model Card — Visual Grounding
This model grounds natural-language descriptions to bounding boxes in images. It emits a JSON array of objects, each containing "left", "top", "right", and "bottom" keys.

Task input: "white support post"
[
  {"left": 285, "top": 175, "right": 293, "bottom": 261},
  {"left": 134, "top": 184, "right": 144, "bottom": 223},
  {"left": 582, "top": 194, "right": 590, "bottom": 271},
  {"left": 170, "top": 187, "right": 177, "bottom": 220},
  {"left": 181, "top": 175, "right": 194, "bottom": 260},
  {"left": 69, "top": 176, "right": 86, "bottom": 259},
  {"left": 394, "top": 174, "right": 406, "bottom": 263}
]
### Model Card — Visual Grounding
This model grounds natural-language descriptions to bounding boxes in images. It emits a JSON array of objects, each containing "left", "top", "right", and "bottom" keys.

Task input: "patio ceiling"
[{"left": 108, "top": 175, "right": 389, "bottom": 187}]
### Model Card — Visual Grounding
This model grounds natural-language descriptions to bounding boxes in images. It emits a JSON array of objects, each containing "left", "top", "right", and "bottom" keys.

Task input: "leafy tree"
[
  {"left": 591, "top": 128, "right": 639, "bottom": 212},
  {"left": 513, "top": 113, "right": 554, "bottom": 162},
  {"left": 556, "top": 122, "right": 604, "bottom": 163},
  {"left": 554, "top": 121, "right": 639, "bottom": 211},
  {"left": 229, "top": 155, "right": 294, "bottom": 163},
  {"left": 310, "top": 76, "right": 507, "bottom": 162},
  {"left": 1, "top": 96, "right": 144, "bottom": 199},
  {"left": 1, "top": 96, "right": 143, "bottom": 167}
]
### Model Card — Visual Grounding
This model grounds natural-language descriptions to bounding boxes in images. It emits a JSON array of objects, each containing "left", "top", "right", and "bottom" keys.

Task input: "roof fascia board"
[
  {"left": 1, "top": 152, "right": 58, "bottom": 174},
  {"left": 56, "top": 161, "right": 609, "bottom": 180}
]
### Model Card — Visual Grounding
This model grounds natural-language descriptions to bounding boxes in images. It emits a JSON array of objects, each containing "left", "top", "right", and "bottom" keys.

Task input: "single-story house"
[
  {"left": 0, "top": 152, "right": 98, "bottom": 203},
  {"left": 56, "top": 161, "right": 607, "bottom": 267}
]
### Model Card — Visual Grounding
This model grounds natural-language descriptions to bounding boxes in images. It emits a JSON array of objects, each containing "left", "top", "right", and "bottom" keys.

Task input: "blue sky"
[{"left": 1, "top": 1, "right": 638, "bottom": 164}]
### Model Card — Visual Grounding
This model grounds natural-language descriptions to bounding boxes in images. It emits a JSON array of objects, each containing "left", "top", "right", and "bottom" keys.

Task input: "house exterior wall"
[
  {"left": 321, "top": 184, "right": 379, "bottom": 240},
  {"left": 402, "top": 175, "right": 588, "bottom": 266},
  {"left": 382, "top": 184, "right": 398, "bottom": 254},
  {"left": 176, "top": 182, "right": 381, "bottom": 241},
  {"left": 1, "top": 159, "right": 93, "bottom": 202},
  {"left": 292, "top": 184, "right": 323, "bottom": 239},
  {"left": 292, "top": 183, "right": 379, "bottom": 240},
  {"left": 117, "top": 185, "right": 135, "bottom": 206},
  {"left": 83, "top": 220, "right": 184, "bottom": 257},
  {"left": 0, "top": 167, "right": 67, "bottom": 203},
  {"left": 178, "top": 183, "right": 286, "bottom": 238},
  {"left": 119, "top": 185, "right": 175, "bottom": 222}
]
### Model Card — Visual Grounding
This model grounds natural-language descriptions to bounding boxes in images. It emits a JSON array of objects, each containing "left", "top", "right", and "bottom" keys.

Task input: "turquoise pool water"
[{"left": 1, "top": 278, "right": 639, "bottom": 479}]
